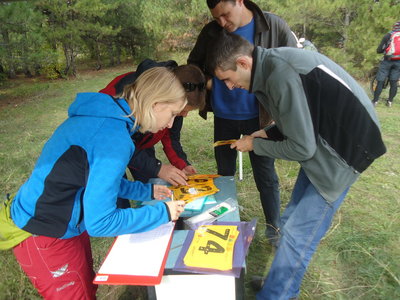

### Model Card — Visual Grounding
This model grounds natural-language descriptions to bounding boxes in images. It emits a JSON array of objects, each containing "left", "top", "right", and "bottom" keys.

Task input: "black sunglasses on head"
[{"left": 182, "top": 82, "right": 206, "bottom": 92}]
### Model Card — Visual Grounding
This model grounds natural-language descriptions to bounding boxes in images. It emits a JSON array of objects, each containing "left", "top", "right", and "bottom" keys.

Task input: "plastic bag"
[{"left": 173, "top": 218, "right": 257, "bottom": 278}]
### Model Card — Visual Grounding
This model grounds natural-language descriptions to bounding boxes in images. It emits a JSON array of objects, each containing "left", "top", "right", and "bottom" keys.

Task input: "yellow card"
[
  {"left": 187, "top": 174, "right": 221, "bottom": 179},
  {"left": 169, "top": 174, "right": 220, "bottom": 204},
  {"left": 183, "top": 225, "right": 239, "bottom": 271},
  {"left": 169, "top": 184, "right": 219, "bottom": 204},
  {"left": 213, "top": 139, "right": 237, "bottom": 147}
]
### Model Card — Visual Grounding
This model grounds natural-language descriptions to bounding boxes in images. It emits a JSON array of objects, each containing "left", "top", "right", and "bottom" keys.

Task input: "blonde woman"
[{"left": 7, "top": 67, "right": 186, "bottom": 299}]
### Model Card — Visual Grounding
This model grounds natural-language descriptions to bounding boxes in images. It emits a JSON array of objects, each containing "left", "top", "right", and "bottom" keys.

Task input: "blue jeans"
[{"left": 257, "top": 168, "right": 349, "bottom": 300}]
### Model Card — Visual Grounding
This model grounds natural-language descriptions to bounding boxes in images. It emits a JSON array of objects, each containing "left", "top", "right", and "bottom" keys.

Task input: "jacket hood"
[
  {"left": 114, "top": 59, "right": 177, "bottom": 95},
  {"left": 68, "top": 93, "right": 136, "bottom": 129}
]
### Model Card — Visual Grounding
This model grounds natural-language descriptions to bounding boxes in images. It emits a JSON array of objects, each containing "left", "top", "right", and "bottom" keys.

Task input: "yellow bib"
[{"left": 184, "top": 225, "right": 239, "bottom": 271}]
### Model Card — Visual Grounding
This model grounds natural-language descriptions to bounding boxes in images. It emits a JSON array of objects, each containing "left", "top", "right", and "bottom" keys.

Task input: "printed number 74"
[{"left": 198, "top": 228, "right": 230, "bottom": 254}]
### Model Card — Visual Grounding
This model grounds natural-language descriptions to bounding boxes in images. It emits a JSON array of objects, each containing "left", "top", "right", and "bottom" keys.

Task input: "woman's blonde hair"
[{"left": 122, "top": 67, "right": 187, "bottom": 133}]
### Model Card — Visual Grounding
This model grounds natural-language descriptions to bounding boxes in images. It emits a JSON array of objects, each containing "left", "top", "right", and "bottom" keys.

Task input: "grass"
[{"left": 0, "top": 63, "right": 399, "bottom": 300}]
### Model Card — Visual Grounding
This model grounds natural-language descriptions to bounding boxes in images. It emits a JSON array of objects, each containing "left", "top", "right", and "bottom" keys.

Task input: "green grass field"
[{"left": 0, "top": 63, "right": 399, "bottom": 300}]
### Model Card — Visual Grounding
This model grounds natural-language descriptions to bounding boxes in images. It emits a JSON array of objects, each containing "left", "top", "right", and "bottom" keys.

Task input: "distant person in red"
[
  {"left": 372, "top": 21, "right": 400, "bottom": 107},
  {"left": 100, "top": 59, "right": 206, "bottom": 187}
]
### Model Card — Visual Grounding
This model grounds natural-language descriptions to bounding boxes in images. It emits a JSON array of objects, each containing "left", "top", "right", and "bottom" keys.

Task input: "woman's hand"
[
  {"left": 153, "top": 185, "right": 172, "bottom": 200},
  {"left": 165, "top": 200, "right": 185, "bottom": 221},
  {"left": 157, "top": 164, "right": 188, "bottom": 186}
]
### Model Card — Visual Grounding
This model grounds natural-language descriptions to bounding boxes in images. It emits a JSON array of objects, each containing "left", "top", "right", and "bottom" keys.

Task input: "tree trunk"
[
  {"left": 116, "top": 44, "right": 121, "bottom": 65},
  {"left": 108, "top": 43, "right": 115, "bottom": 66},
  {"left": 342, "top": 9, "right": 351, "bottom": 50},
  {"left": 95, "top": 41, "right": 102, "bottom": 70},
  {"left": 1, "top": 29, "right": 17, "bottom": 79},
  {"left": 63, "top": 43, "right": 76, "bottom": 77}
]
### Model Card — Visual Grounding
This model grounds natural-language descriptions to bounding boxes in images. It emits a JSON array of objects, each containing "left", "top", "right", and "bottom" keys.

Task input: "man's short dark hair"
[
  {"left": 205, "top": 30, "right": 254, "bottom": 75},
  {"left": 206, "top": 0, "right": 236, "bottom": 9}
]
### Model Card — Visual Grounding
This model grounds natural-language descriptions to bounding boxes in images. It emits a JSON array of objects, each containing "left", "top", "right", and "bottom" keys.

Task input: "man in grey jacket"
[
  {"left": 206, "top": 31, "right": 386, "bottom": 300},
  {"left": 188, "top": 0, "right": 297, "bottom": 246}
]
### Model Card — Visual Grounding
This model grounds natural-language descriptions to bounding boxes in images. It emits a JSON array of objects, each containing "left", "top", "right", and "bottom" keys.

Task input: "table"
[{"left": 146, "top": 176, "right": 245, "bottom": 300}]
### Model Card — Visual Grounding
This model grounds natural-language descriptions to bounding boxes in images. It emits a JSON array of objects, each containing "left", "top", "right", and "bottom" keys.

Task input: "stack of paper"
[
  {"left": 93, "top": 222, "right": 175, "bottom": 286},
  {"left": 169, "top": 174, "right": 220, "bottom": 204}
]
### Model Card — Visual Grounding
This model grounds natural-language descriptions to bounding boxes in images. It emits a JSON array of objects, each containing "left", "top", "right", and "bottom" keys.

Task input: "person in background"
[
  {"left": 372, "top": 21, "right": 400, "bottom": 107},
  {"left": 2, "top": 67, "right": 186, "bottom": 299},
  {"left": 206, "top": 31, "right": 386, "bottom": 300},
  {"left": 100, "top": 59, "right": 206, "bottom": 187},
  {"left": 188, "top": 0, "right": 297, "bottom": 247}
]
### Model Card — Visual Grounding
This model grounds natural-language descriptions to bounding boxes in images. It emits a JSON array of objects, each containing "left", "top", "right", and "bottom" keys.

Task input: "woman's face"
[{"left": 151, "top": 100, "right": 186, "bottom": 133}]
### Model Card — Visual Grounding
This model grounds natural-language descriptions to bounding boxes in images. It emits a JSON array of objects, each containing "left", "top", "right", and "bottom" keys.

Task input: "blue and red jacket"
[{"left": 11, "top": 93, "right": 170, "bottom": 239}]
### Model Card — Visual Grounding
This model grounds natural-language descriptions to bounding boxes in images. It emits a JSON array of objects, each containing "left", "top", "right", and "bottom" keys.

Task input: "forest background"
[
  {"left": 1, "top": 0, "right": 400, "bottom": 81},
  {"left": 1, "top": 0, "right": 399, "bottom": 299}
]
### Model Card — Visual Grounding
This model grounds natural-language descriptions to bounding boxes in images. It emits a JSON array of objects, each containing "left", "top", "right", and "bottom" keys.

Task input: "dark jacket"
[
  {"left": 188, "top": 0, "right": 297, "bottom": 125},
  {"left": 377, "top": 32, "right": 391, "bottom": 59}
]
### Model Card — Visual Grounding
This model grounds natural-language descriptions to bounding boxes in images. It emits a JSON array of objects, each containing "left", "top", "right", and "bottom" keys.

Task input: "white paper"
[
  {"left": 98, "top": 222, "right": 174, "bottom": 276},
  {"left": 155, "top": 274, "right": 236, "bottom": 300}
]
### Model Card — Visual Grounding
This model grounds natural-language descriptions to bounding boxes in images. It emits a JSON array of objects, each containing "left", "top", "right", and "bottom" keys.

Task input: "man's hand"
[
  {"left": 230, "top": 135, "right": 254, "bottom": 152},
  {"left": 158, "top": 164, "right": 188, "bottom": 186},
  {"left": 153, "top": 185, "right": 172, "bottom": 200},
  {"left": 251, "top": 129, "right": 268, "bottom": 138},
  {"left": 183, "top": 165, "right": 197, "bottom": 175},
  {"left": 165, "top": 200, "right": 185, "bottom": 221}
]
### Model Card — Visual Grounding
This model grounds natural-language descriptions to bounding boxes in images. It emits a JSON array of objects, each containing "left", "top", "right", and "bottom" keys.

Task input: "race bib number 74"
[{"left": 183, "top": 225, "right": 239, "bottom": 271}]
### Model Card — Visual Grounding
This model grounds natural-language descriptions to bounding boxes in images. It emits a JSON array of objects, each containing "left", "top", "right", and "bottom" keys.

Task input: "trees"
[
  {"left": 0, "top": 1, "right": 48, "bottom": 79},
  {"left": 1, "top": 0, "right": 398, "bottom": 80},
  {"left": 0, "top": 0, "right": 209, "bottom": 79},
  {"left": 262, "top": 0, "right": 400, "bottom": 77},
  {"left": 35, "top": 0, "right": 120, "bottom": 76}
]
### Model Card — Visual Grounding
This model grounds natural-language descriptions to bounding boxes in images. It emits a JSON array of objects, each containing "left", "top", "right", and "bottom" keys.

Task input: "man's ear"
[
  {"left": 237, "top": 0, "right": 245, "bottom": 7},
  {"left": 236, "top": 56, "right": 251, "bottom": 70}
]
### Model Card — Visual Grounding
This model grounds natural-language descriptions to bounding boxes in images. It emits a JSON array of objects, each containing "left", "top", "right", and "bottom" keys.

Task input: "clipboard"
[{"left": 93, "top": 222, "right": 175, "bottom": 286}]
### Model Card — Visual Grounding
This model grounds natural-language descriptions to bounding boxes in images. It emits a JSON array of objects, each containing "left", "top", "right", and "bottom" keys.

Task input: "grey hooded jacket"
[{"left": 250, "top": 46, "right": 386, "bottom": 202}]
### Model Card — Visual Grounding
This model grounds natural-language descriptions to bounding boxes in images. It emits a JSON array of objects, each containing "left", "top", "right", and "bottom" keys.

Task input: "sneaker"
[
  {"left": 386, "top": 101, "right": 392, "bottom": 107},
  {"left": 250, "top": 275, "right": 298, "bottom": 300},
  {"left": 372, "top": 100, "right": 378, "bottom": 107},
  {"left": 251, "top": 275, "right": 298, "bottom": 299},
  {"left": 265, "top": 226, "right": 280, "bottom": 249}
]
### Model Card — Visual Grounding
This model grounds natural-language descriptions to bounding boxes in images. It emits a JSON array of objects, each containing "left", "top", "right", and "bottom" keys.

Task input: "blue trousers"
[
  {"left": 257, "top": 168, "right": 349, "bottom": 300},
  {"left": 373, "top": 59, "right": 400, "bottom": 102}
]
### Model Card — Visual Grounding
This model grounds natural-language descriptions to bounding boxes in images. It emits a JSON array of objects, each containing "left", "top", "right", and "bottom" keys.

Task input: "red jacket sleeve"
[{"left": 161, "top": 117, "right": 189, "bottom": 170}]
